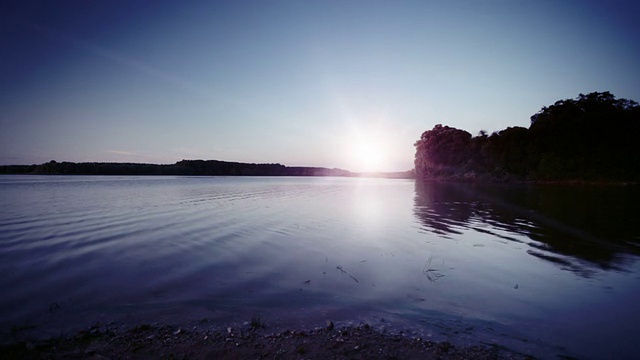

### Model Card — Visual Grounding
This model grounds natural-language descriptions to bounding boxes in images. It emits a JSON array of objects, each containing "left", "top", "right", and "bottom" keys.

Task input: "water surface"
[{"left": 1, "top": 175, "right": 638, "bottom": 359}]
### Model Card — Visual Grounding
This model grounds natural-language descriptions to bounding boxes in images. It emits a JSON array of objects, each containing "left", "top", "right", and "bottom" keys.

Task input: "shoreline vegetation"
[
  {"left": 414, "top": 92, "right": 640, "bottom": 184},
  {"left": 3, "top": 93, "right": 639, "bottom": 184},
  {"left": 1, "top": 159, "right": 635, "bottom": 186},
  {"left": 0, "top": 159, "right": 415, "bottom": 180},
  {"left": 1, "top": 321, "right": 528, "bottom": 360}
]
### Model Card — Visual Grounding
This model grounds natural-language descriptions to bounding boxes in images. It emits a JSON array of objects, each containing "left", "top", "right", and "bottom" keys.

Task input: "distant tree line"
[
  {"left": 414, "top": 92, "right": 640, "bottom": 182},
  {"left": 0, "top": 159, "right": 353, "bottom": 177}
]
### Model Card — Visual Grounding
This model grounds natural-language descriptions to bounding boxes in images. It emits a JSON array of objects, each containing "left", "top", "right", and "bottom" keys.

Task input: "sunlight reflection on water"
[{"left": 0, "top": 175, "right": 638, "bottom": 359}]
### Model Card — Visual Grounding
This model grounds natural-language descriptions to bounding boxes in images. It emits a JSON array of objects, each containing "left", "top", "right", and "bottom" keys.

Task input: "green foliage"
[{"left": 415, "top": 92, "right": 640, "bottom": 181}]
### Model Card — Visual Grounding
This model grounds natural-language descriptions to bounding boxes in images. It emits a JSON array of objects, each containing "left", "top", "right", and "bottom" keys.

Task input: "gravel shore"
[{"left": 1, "top": 322, "right": 533, "bottom": 359}]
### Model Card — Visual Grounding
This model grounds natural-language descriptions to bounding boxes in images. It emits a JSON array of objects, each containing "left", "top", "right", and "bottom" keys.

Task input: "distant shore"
[
  {"left": 0, "top": 160, "right": 416, "bottom": 179},
  {"left": 6, "top": 160, "right": 637, "bottom": 185}
]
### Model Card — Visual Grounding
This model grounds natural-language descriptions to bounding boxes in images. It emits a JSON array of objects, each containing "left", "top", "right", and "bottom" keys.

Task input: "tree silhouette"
[
  {"left": 414, "top": 124, "right": 472, "bottom": 178},
  {"left": 415, "top": 92, "right": 640, "bottom": 181}
]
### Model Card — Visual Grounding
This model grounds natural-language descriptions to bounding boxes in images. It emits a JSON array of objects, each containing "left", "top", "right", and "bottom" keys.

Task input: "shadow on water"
[{"left": 413, "top": 180, "right": 640, "bottom": 276}]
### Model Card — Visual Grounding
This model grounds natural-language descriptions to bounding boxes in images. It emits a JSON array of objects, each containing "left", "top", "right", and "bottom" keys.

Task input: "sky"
[{"left": 1, "top": 1, "right": 639, "bottom": 172}]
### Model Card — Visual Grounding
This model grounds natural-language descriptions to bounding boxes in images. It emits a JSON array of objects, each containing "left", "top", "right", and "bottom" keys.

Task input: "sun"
[{"left": 348, "top": 139, "right": 387, "bottom": 173}]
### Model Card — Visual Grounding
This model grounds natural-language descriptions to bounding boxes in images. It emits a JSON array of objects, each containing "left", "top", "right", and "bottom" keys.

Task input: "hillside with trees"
[
  {"left": 414, "top": 92, "right": 640, "bottom": 182},
  {"left": 0, "top": 159, "right": 353, "bottom": 177}
]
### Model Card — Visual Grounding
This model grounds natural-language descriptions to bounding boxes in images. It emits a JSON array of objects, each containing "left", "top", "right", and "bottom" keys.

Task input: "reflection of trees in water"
[{"left": 413, "top": 181, "right": 640, "bottom": 275}]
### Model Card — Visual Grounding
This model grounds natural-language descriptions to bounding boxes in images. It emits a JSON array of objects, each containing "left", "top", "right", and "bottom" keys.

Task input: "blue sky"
[{"left": 1, "top": 1, "right": 639, "bottom": 172}]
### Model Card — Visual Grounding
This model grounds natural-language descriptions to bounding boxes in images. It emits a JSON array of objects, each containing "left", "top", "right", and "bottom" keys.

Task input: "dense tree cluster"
[{"left": 414, "top": 92, "right": 640, "bottom": 182}]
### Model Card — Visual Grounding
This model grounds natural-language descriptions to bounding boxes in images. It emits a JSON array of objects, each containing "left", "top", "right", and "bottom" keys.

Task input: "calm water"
[{"left": 1, "top": 175, "right": 639, "bottom": 358}]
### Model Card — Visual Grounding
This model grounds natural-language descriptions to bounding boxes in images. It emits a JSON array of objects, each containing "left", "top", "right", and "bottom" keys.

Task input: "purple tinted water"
[{"left": 0, "top": 175, "right": 638, "bottom": 359}]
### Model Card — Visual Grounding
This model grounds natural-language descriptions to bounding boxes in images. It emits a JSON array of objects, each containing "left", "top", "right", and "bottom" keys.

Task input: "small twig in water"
[
  {"left": 336, "top": 266, "right": 359, "bottom": 283},
  {"left": 423, "top": 256, "right": 445, "bottom": 282}
]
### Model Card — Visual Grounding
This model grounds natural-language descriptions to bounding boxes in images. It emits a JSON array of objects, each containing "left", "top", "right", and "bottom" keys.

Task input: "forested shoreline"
[
  {"left": 414, "top": 92, "right": 640, "bottom": 183},
  {"left": 3, "top": 92, "right": 638, "bottom": 182},
  {"left": 0, "top": 159, "right": 353, "bottom": 177}
]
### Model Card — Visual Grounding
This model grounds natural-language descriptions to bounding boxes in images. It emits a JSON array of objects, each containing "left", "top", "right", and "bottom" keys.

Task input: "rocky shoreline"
[{"left": 1, "top": 321, "right": 532, "bottom": 359}]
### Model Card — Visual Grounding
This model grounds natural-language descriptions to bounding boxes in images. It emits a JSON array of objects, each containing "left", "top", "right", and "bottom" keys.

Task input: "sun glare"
[
  {"left": 349, "top": 140, "right": 387, "bottom": 173},
  {"left": 340, "top": 115, "right": 395, "bottom": 173}
]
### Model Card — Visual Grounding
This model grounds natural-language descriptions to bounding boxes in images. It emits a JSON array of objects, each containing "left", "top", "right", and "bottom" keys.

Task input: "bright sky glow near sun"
[{"left": 1, "top": 1, "right": 639, "bottom": 172}]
